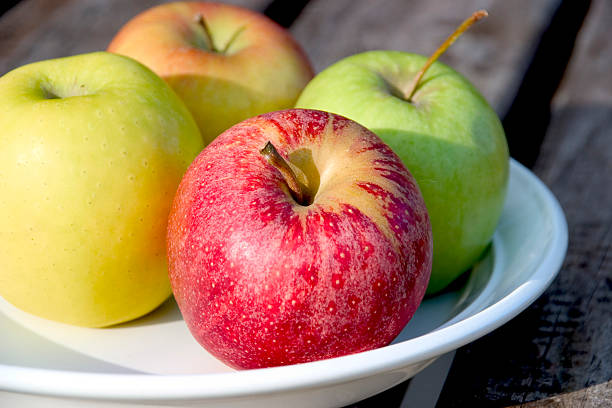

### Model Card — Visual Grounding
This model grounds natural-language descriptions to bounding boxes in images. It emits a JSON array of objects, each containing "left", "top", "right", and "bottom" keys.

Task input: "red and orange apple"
[
  {"left": 167, "top": 109, "right": 433, "bottom": 369},
  {"left": 108, "top": 2, "right": 314, "bottom": 145}
]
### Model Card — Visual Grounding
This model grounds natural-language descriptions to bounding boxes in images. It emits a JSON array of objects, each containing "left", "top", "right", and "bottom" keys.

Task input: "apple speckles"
[
  {"left": 331, "top": 114, "right": 352, "bottom": 133},
  {"left": 167, "top": 109, "right": 432, "bottom": 369},
  {"left": 332, "top": 273, "right": 344, "bottom": 289},
  {"left": 298, "top": 263, "right": 318, "bottom": 287},
  {"left": 357, "top": 181, "right": 387, "bottom": 199}
]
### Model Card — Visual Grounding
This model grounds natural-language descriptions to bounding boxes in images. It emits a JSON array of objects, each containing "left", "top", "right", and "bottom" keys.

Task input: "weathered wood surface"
[
  {"left": 437, "top": 0, "right": 612, "bottom": 406},
  {"left": 291, "top": 0, "right": 560, "bottom": 117},
  {"left": 519, "top": 382, "right": 612, "bottom": 408},
  {"left": 0, "top": 0, "right": 270, "bottom": 74},
  {"left": 1, "top": 0, "right": 610, "bottom": 407}
]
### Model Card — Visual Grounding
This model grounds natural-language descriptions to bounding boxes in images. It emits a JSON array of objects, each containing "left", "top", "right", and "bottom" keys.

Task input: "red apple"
[
  {"left": 167, "top": 109, "right": 432, "bottom": 369},
  {"left": 107, "top": 1, "right": 314, "bottom": 145}
]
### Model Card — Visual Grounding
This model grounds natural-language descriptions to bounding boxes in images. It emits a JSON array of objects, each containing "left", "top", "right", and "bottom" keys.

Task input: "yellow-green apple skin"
[
  {"left": 297, "top": 51, "right": 509, "bottom": 294},
  {"left": 108, "top": 1, "right": 314, "bottom": 145},
  {"left": 0, "top": 52, "right": 203, "bottom": 327}
]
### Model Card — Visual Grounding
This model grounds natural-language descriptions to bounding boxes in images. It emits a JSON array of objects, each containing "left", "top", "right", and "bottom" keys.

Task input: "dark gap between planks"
[
  {"left": 0, "top": 0, "right": 20, "bottom": 17},
  {"left": 502, "top": 0, "right": 592, "bottom": 169},
  {"left": 263, "top": 0, "right": 310, "bottom": 28}
]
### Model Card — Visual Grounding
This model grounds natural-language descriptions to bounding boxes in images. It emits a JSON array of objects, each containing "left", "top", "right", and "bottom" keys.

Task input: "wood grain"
[
  {"left": 290, "top": 0, "right": 560, "bottom": 117},
  {"left": 2, "top": 0, "right": 610, "bottom": 406},
  {"left": 437, "top": 0, "right": 612, "bottom": 406},
  {"left": 0, "top": 0, "right": 270, "bottom": 74},
  {"left": 518, "top": 381, "right": 612, "bottom": 407}
]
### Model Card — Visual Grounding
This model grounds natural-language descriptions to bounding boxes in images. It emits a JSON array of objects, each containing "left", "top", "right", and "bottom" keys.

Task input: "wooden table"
[{"left": 1, "top": 0, "right": 610, "bottom": 406}]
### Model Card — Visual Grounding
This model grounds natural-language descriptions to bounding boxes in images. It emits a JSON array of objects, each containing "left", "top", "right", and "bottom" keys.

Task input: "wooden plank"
[
  {"left": 0, "top": 0, "right": 271, "bottom": 74},
  {"left": 437, "top": 0, "right": 612, "bottom": 405},
  {"left": 291, "top": 0, "right": 560, "bottom": 117},
  {"left": 517, "top": 381, "right": 612, "bottom": 407}
]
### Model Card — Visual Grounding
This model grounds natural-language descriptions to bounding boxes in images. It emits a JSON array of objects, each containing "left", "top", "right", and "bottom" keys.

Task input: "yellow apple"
[{"left": 0, "top": 52, "right": 203, "bottom": 327}]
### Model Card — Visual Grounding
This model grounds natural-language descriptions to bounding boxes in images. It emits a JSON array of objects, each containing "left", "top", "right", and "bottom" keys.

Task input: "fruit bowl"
[{"left": 0, "top": 159, "right": 567, "bottom": 408}]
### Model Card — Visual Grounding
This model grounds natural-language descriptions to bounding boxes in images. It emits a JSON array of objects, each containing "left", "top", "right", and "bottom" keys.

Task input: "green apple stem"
[
  {"left": 260, "top": 141, "right": 312, "bottom": 206},
  {"left": 195, "top": 14, "right": 218, "bottom": 53},
  {"left": 405, "top": 9, "right": 488, "bottom": 102}
]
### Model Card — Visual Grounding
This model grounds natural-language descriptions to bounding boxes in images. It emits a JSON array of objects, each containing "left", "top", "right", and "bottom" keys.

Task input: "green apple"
[
  {"left": 0, "top": 52, "right": 203, "bottom": 327},
  {"left": 297, "top": 12, "right": 509, "bottom": 293},
  {"left": 107, "top": 1, "right": 314, "bottom": 146}
]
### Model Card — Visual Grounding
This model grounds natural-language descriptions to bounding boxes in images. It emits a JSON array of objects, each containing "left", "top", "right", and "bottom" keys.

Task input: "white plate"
[{"left": 0, "top": 159, "right": 567, "bottom": 408}]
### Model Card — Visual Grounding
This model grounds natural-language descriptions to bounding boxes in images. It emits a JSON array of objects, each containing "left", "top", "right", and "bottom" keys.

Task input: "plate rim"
[{"left": 0, "top": 159, "right": 568, "bottom": 401}]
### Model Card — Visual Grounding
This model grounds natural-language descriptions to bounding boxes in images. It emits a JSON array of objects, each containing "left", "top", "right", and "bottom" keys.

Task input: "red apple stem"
[
  {"left": 260, "top": 141, "right": 312, "bottom": 206},
  {"left": 405, "top": 9, "right": 488, "bottom": 102},
  {"left": 195, "top": 14, "right": 218, "bottom": 53}
]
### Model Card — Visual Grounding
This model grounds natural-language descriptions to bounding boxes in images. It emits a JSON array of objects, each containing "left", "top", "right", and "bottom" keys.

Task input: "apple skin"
[
  {"left": 108, "top": 1, "right": 314, "bottom": 146},
  {"left": 167, "top": 109, "right": 432, "bottom": 369},
  {"left": 296, "top": 51, "right": 509, "bottom": 294},
  {"left": 0, "top": 52, "right": 203, "bottom": 327}
]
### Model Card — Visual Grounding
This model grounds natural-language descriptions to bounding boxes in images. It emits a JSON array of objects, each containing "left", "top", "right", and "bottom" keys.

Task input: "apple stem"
[
  {"left": 405, "top": 9, "right": 488, "bottom": 102},
  {"left": 221, "top": 26, "right": 246, "bottom": 54},
  {"left": 195, "top": 14, "right": 218, "bottom": 53},
  {"left": 260, "top": 141, "right": 312, "bottom": 206}
]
